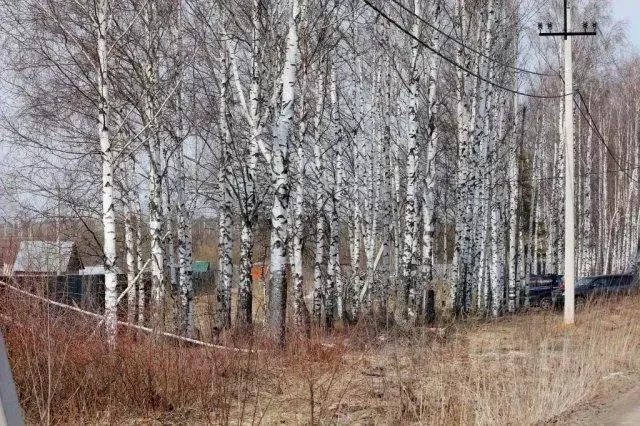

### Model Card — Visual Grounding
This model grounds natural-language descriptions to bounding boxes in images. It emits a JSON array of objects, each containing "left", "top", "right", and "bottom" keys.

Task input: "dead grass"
[{"left": 3, "top": 289, "right": 640, "bottom": 425}]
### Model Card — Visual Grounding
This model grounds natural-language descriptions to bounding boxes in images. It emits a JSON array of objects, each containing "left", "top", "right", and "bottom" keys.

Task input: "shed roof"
[
  {"left": 13, "top": 241, "right": 78, "bottom": 274},
  {"left": 193, "top": 261, "right": 210, "bottom": 273}
]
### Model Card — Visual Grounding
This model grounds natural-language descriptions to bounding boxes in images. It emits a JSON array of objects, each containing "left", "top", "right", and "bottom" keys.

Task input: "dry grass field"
[{"left": 3, "top": 287, "right": 640, "bottom": 425}]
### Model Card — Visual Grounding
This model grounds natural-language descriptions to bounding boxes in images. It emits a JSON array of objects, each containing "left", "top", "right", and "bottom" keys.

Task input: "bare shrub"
[{"left": 3, "top": 284, "right": 640, "bottom": 424}]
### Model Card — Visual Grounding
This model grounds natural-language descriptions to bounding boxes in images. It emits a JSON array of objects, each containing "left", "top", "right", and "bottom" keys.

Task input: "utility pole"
[{"left": 539, "top": 0, "right": 596, "bottom": 325}]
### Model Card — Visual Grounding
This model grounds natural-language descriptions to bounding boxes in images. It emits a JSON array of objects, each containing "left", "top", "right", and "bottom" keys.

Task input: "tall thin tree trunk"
[
  {"left": 451, "top": 0, "right": 472, "bottom": 314},
  {"left": 97, "top": 0, "right": 118, "bottom": 348},
  {"left": 326, "top": 64, "right": 343, "bottom": 329},
  {"left": 312, "top": 59, "right": 327, "bottom": 323},
  {"left": 489, "top": 89, "right": 508, "bottom": 317},
  {"left": 161, "top": 138, "right": 178, "bottom": 329},
  {"left": 292, "top": 59, "right": 309, "bottom": 331},
  {"left": 350, "top": 57, "right": 364, "bottom": 321},
  {"left": 379, "top": 20, "right": 392, "bottom": 318},
  {"left": 145, "top": 0, "right": 165, "bottom": 331},
  {"left": 124, "top": 187, "right": 138, "bottom": 324},
  {"left": 421, "top": 13, "right": 440, "bottom": 321},
  {"left": 174, "top": 0, "right": 194, "bottom": 337},
  {"left": 363, "top": 66, "right": 380, "bottom": 315},
  {"left": 267, "top": 0, "right": 299, "bottom": 345},
  {"left": 135, "top": 185, "right": 146, "bottom": 326},
  {"left": 236, "top": 0, "right": 268, "bottom": 326},
  {"left": 397, "top": 0, "right": 422, "bottom": 325},
  {"left": 215, "top": 47, "right": 234, "bottom": 338},
  {"left": 507, "top": 98, "right": 520, "bottom": 313}
]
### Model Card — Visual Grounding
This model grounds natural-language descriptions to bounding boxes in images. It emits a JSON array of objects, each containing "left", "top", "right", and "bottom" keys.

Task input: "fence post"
[{"left": 0, "top": 331, "right": 24, "bottom": 425}]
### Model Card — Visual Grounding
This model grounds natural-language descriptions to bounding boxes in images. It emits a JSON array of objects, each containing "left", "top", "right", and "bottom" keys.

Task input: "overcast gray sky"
[{"left": 610, "top": 0, "right": 640, "bottom": 50}]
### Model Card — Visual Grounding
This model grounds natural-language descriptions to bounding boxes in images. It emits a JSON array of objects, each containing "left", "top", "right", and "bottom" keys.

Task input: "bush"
[{"left": 3, "top": 284, "right": 640, "bottom": 424}]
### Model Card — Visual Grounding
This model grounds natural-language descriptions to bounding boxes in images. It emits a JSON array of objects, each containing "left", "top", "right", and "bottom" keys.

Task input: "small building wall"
[{"left": 11, "top": 273, "right": 126, "bottom": 314}]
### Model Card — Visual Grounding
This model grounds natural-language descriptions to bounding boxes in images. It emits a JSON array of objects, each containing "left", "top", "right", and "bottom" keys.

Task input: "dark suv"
[
  {"left": 523, "top": 274, "right": 563, "bottom": 309},
  {"left": 553, "top": 274, "right": 638, "bottom": 310}
]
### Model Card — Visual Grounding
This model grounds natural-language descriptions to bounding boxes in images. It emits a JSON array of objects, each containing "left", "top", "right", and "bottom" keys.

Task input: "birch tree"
[
  {"left": 96, "top": 0, "right": 118, "bottom": 347},
  {"left": 420, "top": 0, "right": 442, "bottom": 322},
  {"left": 174, "top": 0, "right": 195, "bottom": 337},
  {"left": 142, "top": 0, "right": 166, "bottom": 331},
  {"left": 312, "top": 60, "right": 327, "bottom": 322},
  {"left": 215, "top": 45, "right": 234, "bottom": 337},
  {"left": 396, "top": 0, "right": 422, "bottom": 326},
  {"left": 267, "top": 0, "right": 299, "bottom": 345}
]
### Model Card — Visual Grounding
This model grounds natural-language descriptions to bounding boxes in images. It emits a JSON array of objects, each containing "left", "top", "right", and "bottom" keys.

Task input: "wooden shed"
[{"left": 12, "top": 241, "right": 83, "bottom": 276}]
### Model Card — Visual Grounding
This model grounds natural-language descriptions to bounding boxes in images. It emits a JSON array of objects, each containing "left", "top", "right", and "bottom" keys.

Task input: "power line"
[
  {"left": 574, "top": 89, "right": 638, "bottom": 183},
  {"left": 525, "top": 38, "right": 637, "bottom": 183},
  {"left": 448, "top": 163, "right": 640, "bottom": 203},
  {"left": 366, "top": 0, "right": 636, "bottom": 185},
  {"left": 388, "top": 0, "right": 559, "bottom": 78},
  {"left": 544, "top": 66, "right": 638, "bottom": 181},
  {"left": 516, "top": 164, "right": 640, "bottom": 186},
  {"left": 363, "top": 0, "right": 568, "bottom": 100},
  {"left": 537, "top": 30, "right": 638, "bottom": 182}
]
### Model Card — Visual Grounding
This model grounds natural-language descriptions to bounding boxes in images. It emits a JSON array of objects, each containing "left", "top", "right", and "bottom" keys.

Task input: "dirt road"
[
  {"left": 594, "top": 385, "right": 640, "bottom": 425},
  {"left": 567, "top": 384, "right": 640, "bottom": 425}
]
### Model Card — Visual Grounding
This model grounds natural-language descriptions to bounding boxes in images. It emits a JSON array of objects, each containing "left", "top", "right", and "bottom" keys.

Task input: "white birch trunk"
[
  {"left": 533, "top": 180, "right": 540, "bottom": 275},
  {"left": 362, "top": 66, "right": 380, "bottom": 315},
  {"left": 235, "top": 0, "right": 266, "bottom": 326},
  {"left": 161, "top": 138, "right": 178, "bottom": 329},
  {"left": 148, "top": 143, "right": 165, "bottom": 330},
  {"left": 397, "top": 0, "right": 422, "bottom": 325},
  {"left": 474, "top": 0, "right": 497, "bottom": 314},
  {"left": 391, "top": 137, "right": 401, "bottom": 300},
  {"left": 632, "top": 108, "right": 640, "bottom": 269},
  {"left": 451, "top": 0, "right": 472, "bottom": 313},
  {"left": 601, "top": 118, "right": 609, "bottom": 272},
  {"left": 583, "top": 98, "right": 594, "bottom": 276},
  {"left": 135, "top": 188, "right": 146, "bottom": 326},
  {"left": 177, "top": 188, "right": 194, "bottom": 336},
  {"left": 489, "top": 196, "right": 502, "bottom": 317},
  {"left": 379, "top": 21, "right": 393, "bottom": 316},
  {"left": 124, "top": 188, "right": 137, "bottom": 324},
  {"left": 174, "top": 1, "right": 194, "bottom": 337},
  {"left": 422, "top": 12, "right": 440, "bottom": 320},
  {"left": 326, "top": 64, "right": 342, "bottom": 328},
  {"left": 518, "top": 230, "right": 525, "bottom": 308},
  {"left": 526, "top": 113, "right": 542, "bottom": 304},
  {"left": 312, "top": 60, "right": 326, "bottom": 323},
  {"left": 465, "top": 11, "right": 487, "bottom": 307},
  {"left": 97, "top": 0, "right": 118, "bottom": 348},
  {"left": 507, "top": 18, "right": 520, "bottom": 312},
  {"left": 555, "top": 98, "right": 565, "bottom": 273},
  {"left": 507, "top": 96, "right": 520, "bottom": 313},
  {"left": 267, "top": 0, "right": 299, "bottom": 345},
  {"left": 489, "top": 90, "right": 508, "bottom": 316},
  {"left": 215, "top": 48, "right": 234, "bottom": 336},
  {"left": 350, "top": 60, "right": 365, "bottom": 320},
  {"left": 145, "top": 0, "right": 165, "bottom": 331},
  {"left": 292, "top": 60, "right": 308, "bottom": 330}
]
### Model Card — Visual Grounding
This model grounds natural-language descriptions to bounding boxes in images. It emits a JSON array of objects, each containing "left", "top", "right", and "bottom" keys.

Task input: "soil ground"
[{"left": 559, "top": 380, "right": 640, "bottom": 425}]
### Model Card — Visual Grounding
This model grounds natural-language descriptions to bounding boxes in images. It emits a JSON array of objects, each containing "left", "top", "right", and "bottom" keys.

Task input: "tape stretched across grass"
[{"left": 0, "top": 280, "right": 258, "bottom": 353}]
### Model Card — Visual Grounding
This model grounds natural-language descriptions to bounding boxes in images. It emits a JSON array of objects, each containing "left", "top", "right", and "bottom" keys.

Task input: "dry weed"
[{"left": 3, "top": 286, "right": 640, "bottom": 425}]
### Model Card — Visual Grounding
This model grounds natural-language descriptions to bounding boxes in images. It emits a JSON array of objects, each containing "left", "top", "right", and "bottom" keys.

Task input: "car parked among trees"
[
  {"left": 552, "top": 274, "right": 638, "bottom": 310},
  {"left": 524, "top": 274, "right": 563, "bottom": 310}
]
